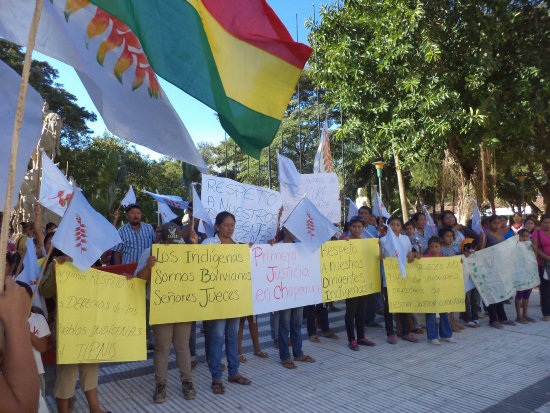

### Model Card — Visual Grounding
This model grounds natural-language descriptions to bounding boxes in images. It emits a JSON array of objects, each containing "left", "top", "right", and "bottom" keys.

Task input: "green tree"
[{"left": 308, "top": 0, "right": 550, "bottom": 217}]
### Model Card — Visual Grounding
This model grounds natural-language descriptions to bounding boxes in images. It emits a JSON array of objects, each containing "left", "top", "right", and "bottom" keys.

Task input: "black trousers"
[
  {"left": 487, "top": 301, "right": 507, "bottom": 324},
  {"left": 345, "top": 296, "right": 367, "bottom": 342},
  {"left": 539, "top": 266, "right": 550, "bottom": 316},
  {"left": 304, "top": 304, "right": 330, "bottom": 336}
]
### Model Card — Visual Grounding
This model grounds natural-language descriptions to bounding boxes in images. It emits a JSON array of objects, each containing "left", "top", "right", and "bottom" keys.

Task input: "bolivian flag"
[{"left": 87, "top": 0, "right": 312, "bottom": 158}]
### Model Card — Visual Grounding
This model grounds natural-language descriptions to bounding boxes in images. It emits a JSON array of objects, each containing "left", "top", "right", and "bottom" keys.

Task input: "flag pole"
[
  {"left": 295, "top": 13, "right": 302, "bottom": 173},
  {"left": 0, "top": 0, "right": 44, "bottom": 293}
]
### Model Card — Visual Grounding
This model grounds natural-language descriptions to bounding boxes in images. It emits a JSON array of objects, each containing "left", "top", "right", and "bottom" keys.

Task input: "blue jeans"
[
  {"left": 208, "top": 318, "right": 240, "bottom": 380},
  {"left": 278, "top": 307, "right": 303, "bottom": 360},
  {"left": 270, "top": 312, "right": 279, "bottom": 342},
  {"left": 425, "top": 313, "right": 452, "bottom": 340}
]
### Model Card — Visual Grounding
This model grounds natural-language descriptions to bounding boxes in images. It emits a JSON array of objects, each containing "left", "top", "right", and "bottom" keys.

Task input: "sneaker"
[
  {"left": 402, "top": 333, "right": 418, "bottom": 343},
  {"left": 441, "top": 337, "right": 457, "bottom": 344},
  {"left": 153, "top": 382, "right": 167, "bottom": 404},
  {"left": 466, "top": 321, "right": 476, "bottom": 328},
  {"left": 387, "top": 334, "right": 397, "bottom": 344},
  {"left": 348, "top": 340, "right": 359, "bottom": 351},
  {"left": 473, "top": 320, "right": 480, "bottom": 327},
  {"left": 182, "top": 380, "right": 196, "bottom": 400},
  {"left": 516, "top": 317, "right": 528, "bottom": 324},
  {"left": 429, "top": 339, "right": 441, "bottom": 345}
]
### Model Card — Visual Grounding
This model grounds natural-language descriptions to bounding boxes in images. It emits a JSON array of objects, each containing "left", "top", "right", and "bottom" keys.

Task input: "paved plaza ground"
[{"left": 45, "top": 293, "right": 550, "bottom": 413}]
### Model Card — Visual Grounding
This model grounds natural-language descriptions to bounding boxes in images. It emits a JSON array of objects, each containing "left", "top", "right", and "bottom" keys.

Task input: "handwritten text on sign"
[
  {"left": 320, "top": 239, "right": 381, "bottom": 302},
  {"left": 384, "top": 256, "right": 465, "bottom": 313},
  {"left": 280, "top": 173, "right": 340, "bottom": 223},
  {"left": 201, "top": 174, "right": 282, "bottom": 244},
  {"left": 250, "top": 243, "right": 322, "bottom": 314},
  {"left": 150, "top": 244, "right": 253, "bottom": 324},
  {"left": 56, "top": 263, "right": 146, "bottom": 364},
  {"left": 463, "top": 236, "right": 539, "bottom": 306}
]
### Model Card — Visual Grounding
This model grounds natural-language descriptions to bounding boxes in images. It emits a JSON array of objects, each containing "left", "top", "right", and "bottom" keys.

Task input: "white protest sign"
[
  {"left": 250, "top": 243, "right": 323, "bottom": 314},
  {"left": 201, "top": 174, "right": 282, "bottom": 244},
  {"left": 280, "top": 173, "right": 340, "bottom": 223},
  {"left": 462, "top": 237, "right": 539, "bottom": 305}
]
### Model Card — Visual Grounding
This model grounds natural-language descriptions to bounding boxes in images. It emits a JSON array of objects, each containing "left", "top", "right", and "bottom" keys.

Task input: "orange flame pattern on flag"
[{"left": 64, "top": 0, "right": 161, "bottom": 98}]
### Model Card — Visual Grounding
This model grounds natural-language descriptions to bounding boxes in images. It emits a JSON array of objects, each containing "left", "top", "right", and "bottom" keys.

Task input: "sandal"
[
  {"left": 294, "top": 355, "right": 315, "bottom": 363},
  {"left": 321, "top": 332, "right": 339, "bottom": 339},
  {"left": 254, "top": 350, "right": 269, "bottom": 359},
  {"left": 348, "top": 341, "right": 359, "bottom": 351},
  {"left": 309, "top": 335, "right": 320, "bottom": 343},
  {"left": 228, "top": 375, "right": 251, "bottom": 385},
  {"left": 357, "top": 338, "right": 376, "bottom": 347},
  {"left": 238, "top": 354, "right": 248, "bottom": 363},
  {"left": 281, "top": 358, "right": 297, "bottom": 369},
  {"left": 211, "top": 380, "right": 226, "bottom": 394}
]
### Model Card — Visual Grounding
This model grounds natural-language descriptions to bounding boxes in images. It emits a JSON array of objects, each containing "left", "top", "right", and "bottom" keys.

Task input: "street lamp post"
[{"left": 373, "top": 161, "right": 386, "bottom": 196}]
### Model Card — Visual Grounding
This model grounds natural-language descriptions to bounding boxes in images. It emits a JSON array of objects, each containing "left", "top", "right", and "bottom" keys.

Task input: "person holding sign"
[
  {"left": 275, "top": 227, "right": 316, "bottom": 369},
  {"left": 38, "top": 250, "right": 110, "bottom": 413},
  {"left": 345, "top": 217, "right": 376, "bottom": 351},
  {"left": 423, "top": 237, "right": 456, "bottom": 345},
  {"left": 191, "top": 212, "right": 251, "bottom": 394},
  {"left": 134, "top": 223, "right": 197, "bottom": 403},
  {"left": 531, "top": 214, "right": 550, "bottom": 321},
  {"left": 380, "top": 216, "right": 419, "bottom": 344}
]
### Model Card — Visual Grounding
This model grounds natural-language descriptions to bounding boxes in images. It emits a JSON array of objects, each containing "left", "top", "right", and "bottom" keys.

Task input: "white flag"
[
  {"left": 16, "top": 237, "right": 47, "bottom": 315},
  {"left": 157, "top": 202, "right": 178, "bottom": 224},
  {"left": 383, "top": 224, "right": 408, "bottom": 278},
  {"left": 372, "top": 189, "right": 390, "bottom": 218},
  {"left": 422, "top": 205, "right": 437, "bottom": 237},
  {"left": 0, "top": 60, "right": 43, "bottom": 212},
  {"left": 121, "top": 185, "right": 136, "bottom": 208},
  {"left": 192, "top": 186, "right": 215, "bottom": 238},
  {"left": 313, "top": 119, "right": 334, "bottom": 173},
  {"left": 38, "top": 152, "right": 73, "bottom": 217},
  {"left": 51, "top": 189, "right": 121, "bottom": 272},
  {"left": 0, "top": 0, "right": 207, "bottom": 172},
  {"left": 472, "top": 200, "right": 482, "bottom": 234},
  {"left": 143, "top": 190, "right": 189, "bottom": 210},
  {"left": 284, "top": 197, "right": 338, "bottom": 252},
  {"left": 346, "top": 198, "right": 359, "bottom": 223},
  {"left": 277, "top": 152, "right": 301, "bottom": 198}
]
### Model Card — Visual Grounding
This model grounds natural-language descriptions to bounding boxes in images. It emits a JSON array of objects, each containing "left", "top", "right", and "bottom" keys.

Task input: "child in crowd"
[
  {"left": 345, "top": 216, "right": 376, "bottom": 350},
  {"left": 515, "top": 229, "right": 537, "bottom": 323},
  {"left": 423, "top": 237, "right": 456, "bottom": 345},
  {"left": 380, "top": 216, "right": 419, "bottom": 344},
  {"left": 404, "top": 221, "right": 422, "bottom": 255}
]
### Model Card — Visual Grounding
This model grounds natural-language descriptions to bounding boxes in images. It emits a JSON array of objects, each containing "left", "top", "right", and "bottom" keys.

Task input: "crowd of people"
[{"left": 1, "top": 201, "right": 549, "bottom": 412}]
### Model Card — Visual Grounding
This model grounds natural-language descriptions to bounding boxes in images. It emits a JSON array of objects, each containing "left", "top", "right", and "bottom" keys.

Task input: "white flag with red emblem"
[
  {"left": 313, "top": 119, "right": 334, "bottom": 173},
  {"left": 39, "top": 151, "right": 73, "bottom": 217},
  {"left": 51, "top": 189, "right": 121, "bottom": 272},
  {"left": 158, "top": 202, "right": 178, "bottom": 224},
  {"left": 16, "top": 237, "right": 47, "bottom": 315},
  {"left": 283, "top": 197, "right": 337, "bottom": 252}
]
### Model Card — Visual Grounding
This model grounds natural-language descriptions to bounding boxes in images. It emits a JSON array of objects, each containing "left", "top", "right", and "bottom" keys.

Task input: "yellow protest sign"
[
  {"left": 150, "top": 244, "right": 253, "bottom": 324},
  {"left": 56, "top": 263, "right": 147, "bottom": 364},
  {"left": 384, "top": 256, "right": 465, "bottom": 313},
  {"left": 320, "top": 239, "right": 381, "bottom": 302}
]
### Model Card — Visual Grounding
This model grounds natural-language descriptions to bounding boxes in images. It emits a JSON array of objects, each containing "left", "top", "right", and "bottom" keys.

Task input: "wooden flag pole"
[{"left": 0, "top": 0, "right": 44, "bottom": 292}]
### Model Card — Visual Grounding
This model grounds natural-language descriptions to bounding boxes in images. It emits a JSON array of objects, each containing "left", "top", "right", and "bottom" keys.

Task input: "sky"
[{"left": 33, "top": 0, "right": 336, "bottom": 160}]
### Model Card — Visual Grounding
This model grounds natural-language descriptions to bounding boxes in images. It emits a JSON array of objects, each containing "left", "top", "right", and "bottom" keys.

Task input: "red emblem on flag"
[
  {"left": 306, "top": 212, "right": 315, "bottom": 237},
  {"left": 75, "top": 214, "right": 88, "bottom": 254},
  {"left": 49, "top": 190, "right": 72, "bottom": 207}
]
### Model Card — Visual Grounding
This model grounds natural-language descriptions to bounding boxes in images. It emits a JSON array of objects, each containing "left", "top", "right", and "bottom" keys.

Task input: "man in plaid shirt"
[{"left": 113, "top": 203, "right": 156, "bottom": 264}]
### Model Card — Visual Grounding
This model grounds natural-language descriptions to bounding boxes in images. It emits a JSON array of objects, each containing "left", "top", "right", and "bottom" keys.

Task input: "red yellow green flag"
[{"left": 85, "top": 0, "right": 313, "bottom": 158}]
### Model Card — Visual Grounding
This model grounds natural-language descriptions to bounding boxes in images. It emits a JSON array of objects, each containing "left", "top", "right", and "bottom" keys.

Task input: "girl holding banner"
[{"left": 192, "top": 211, "right": 251, "bottom": 394}]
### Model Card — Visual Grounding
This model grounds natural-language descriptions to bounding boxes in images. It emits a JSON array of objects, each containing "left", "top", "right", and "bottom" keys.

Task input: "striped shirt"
[{"left": 112, "top": 223, "right": 156, "bottom": 264}]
